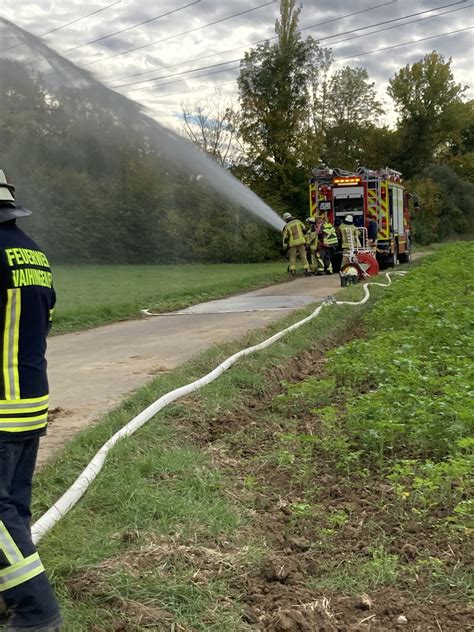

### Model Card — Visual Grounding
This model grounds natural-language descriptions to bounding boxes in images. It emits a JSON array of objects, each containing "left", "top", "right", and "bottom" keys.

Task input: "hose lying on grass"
[{"left": 32, "top": 271, "right": 407, "bottom": 544}]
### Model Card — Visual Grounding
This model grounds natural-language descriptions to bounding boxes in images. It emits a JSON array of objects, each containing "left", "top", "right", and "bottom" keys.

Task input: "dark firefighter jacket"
[{"left": 0, "top": 221, "right": 55, "bottom": 441}]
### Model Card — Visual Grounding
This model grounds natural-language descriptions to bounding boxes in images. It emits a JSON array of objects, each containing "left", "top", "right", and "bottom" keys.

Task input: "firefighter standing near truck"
[
  {"left": 0, "top": 170, "right": 61, "bottom": 632},
  {"left": 318, "top": 216, "right": 338, "bottom": 274},
  {"left": 282, "top": 212, "right": 310, "bottom": 276},
  {"left": 339, "top": 214, "right": 361, "bottom": 268},
  {"left": 305, "top": 217, "right": 324, "bottom": 275},
  {"left": 367, "top": 213, "right": 378, "bottom": 250}
]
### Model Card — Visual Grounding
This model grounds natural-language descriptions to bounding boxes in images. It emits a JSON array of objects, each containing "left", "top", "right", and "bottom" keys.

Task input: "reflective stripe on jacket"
[
  {"left": 283, "top": 219, "right": 306, "bottom": 247},
  {"left": 322, "top": 222, "right": 338, "bottom": 247},
  {"left": 340, "top": 224, "right": 360, "bottom": 250},
  {"left": 0, "top": 223, "right": 55, "bottom": 438}
]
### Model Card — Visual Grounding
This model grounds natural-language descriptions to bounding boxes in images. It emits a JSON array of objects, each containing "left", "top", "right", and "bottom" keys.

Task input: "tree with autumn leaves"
[{"left": 232, "top": 0, "right": 473, "bottom": 241}]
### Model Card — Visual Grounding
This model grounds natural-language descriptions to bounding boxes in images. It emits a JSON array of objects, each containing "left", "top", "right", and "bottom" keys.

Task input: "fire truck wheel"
[{"left": 376, "top": 253, "right": 388, "bottom": 270}]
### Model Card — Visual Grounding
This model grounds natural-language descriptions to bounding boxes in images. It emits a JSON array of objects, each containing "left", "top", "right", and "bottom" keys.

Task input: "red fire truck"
[{"left": 309, "top": 166, "right": 413, "bottom": 268}]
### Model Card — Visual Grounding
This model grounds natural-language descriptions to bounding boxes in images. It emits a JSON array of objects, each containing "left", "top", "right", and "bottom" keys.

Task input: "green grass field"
[
  {"left": 52, "top": 263, "right": 287, "bottom": 333},
  {"left": 33, "top": 245, "right": 472, "bottom": 630}
]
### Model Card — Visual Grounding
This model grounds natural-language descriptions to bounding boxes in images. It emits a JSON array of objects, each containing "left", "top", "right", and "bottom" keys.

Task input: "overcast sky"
[{"left": 1, "top": 0, "right": 473, "bottom": 130}]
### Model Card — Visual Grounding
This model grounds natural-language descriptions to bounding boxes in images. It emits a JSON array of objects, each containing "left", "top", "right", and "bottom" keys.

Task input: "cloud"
[{"left": 0, "top": 0, "right": 472, "bottom": 132}]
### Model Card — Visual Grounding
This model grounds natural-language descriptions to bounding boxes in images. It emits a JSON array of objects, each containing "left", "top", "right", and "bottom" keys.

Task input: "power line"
[
  {"left": 109, "top": 37, "right": 268, "bottom": 85},
  {"left": 316, "top": 0, "right": 467, "bottom": 42},
  {"left": 145, "top": 80, "right": 237, "bottom": 102},
  {"left": 335, "top": 24, "right": 473, "bottom": 61},
  {"left": 130, "top": 63, "right": 241, "bottom": 92},
  {"left": 298, "top": 0, "right": 398, "bottom": 34},
  {"left": 0, "top": 0, "right": 122, "bottom": 55},
  {"left": 2, "top": 26, "right": 471, "bottom": 110},
  {"left": 107, "top": 0, "right": 466, "bottom": 94},
  {"left": 112, "top": 2, "right": 469, "bottom": 92},
  {"left": 119, "top": 24, "right": 472, "bottom": 98},
  {"left": 59, "top": 1, "right": 200, "bottom": 56},
  {"left": 108, "top": 0, "right": 398, "bottom": 84},
  {"left": 39, "top": 1, "right": 122, "bottom": 38},
  {"left": 114, "top": 59, "right": 242, "bottom": 89},
  {"left": 329, "top": 3, "right": 472, "bottom": 46},
  {"left": 77, "top": 0, "right": 277, "bottom": 68},
  {"left": 27, "top": 1, "right": 200, "bottom": 67}
]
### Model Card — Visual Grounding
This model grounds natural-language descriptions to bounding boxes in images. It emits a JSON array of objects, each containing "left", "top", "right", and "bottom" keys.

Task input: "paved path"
[{"left": 40, "top": 274, "right": 341, "bottom": 466}]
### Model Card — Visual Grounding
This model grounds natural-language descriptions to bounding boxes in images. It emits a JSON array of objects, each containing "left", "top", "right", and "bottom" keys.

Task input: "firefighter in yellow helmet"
[
  {"left": 282, "top": 212, "right": 310, "bottom": 276},
  {"left": 338, "top": 214, "right": 361, "bottom": 267}
]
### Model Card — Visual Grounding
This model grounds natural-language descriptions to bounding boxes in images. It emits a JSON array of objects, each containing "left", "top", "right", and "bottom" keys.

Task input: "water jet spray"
[{"left": 0, "top": 17, "right": 285, "bottom": 233}]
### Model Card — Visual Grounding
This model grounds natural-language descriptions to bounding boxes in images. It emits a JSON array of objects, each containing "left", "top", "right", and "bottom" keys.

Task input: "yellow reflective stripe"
[
  {"left": 0, "top": 395, "right": 48, "bottom": 406},
  {"left": 0, "top": 404, "right": 48, "bottom": 414},
  {"left": 0, "top": 553, "right": 44, "bottom": 592},
  {"left": 0, "top": 406, "right": 47, "bottom": 415},
  {"left": 0, "top": 412, "right": 48, "bottom": 431},
  {"left": 2, "top": 289, "right": 21, "bottom": 400},
  {"left": 0, "top": 411, "right": 48, "bottom": 422},
  {"left": 0, "top": 422, "right": 48, "bottom": 433},
  {"left": 49, "top": 307, "right": 55, "bottom": 322},
  {"left": 3, "top": 291, "right": 12, "bottom": 399},
  {"left": 12, "top": 290, "right": 21, "bottom": 399},
  {"left": 0, "top": 522, "right": 23, "bottom": 565}
]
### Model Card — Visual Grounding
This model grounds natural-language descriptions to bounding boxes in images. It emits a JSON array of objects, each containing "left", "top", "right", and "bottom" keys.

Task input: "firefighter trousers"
[
  {"left": 288, "top": 244, "right": 309, "bottom": 273},
  {"left": 319, "top": 246, "right": 334, "bottom": 273},
  {"left": 0, "top": 438, "right": 61, "bottom": 630},
  {"left": 308, "top": 246, "right": 324, "bottom": 274}
]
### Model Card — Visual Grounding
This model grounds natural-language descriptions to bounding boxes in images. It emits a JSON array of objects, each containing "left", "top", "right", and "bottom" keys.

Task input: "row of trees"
[
  {"left": 1, "top": 0, "right": 472, "bottom": 264},
  {"left": 182, "top": 0, "right": 474, "bottom": 244},
  {"left": 0, "top": 57, "right": 276, "bottom": 263}
]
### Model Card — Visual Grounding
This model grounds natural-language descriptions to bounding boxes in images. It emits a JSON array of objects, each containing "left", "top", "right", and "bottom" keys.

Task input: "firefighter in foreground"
[
  {"left": 0, "top": 170, "right": 61, "bottom": 631},
  {"left": 282, "top": 212, "right": 310, "bottom": 276},
  {"left": 317, "top": 215, "right": 338, "bottom": 274},
  {"left": 338, "top": 214, "right": 361, "bottom": 268},
  {"left": 305, "top": 217, "right": 324, "bottom": 275}
]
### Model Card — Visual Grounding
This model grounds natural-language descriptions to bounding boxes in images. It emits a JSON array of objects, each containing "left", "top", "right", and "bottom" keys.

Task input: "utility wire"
[
  {"left": 312, "top": 0, "right": 467, "bottom": 41},
  {"left": 298, "top": 0, "right": 399, "bottom": 34},
  {"left": 0, "top": 0, "right": 121, "bottom": 54},
  {"left": 107, "top": 0, "right": 466, "bottom": 91},
  {"left": 108, "top": 0, "right": 399, "bottom": 84},
  {"left": 330, "top": 3, "right": 472, "bottom": 46},
  {"left": 78, "top": 0, "right": 277, "bottom": 68},
  {"left": 113, "top": 3, "right": 470, "bottom": 91},
  {"left": 26, "top": 1, "right": 200, "bottom": 67},
  {"left": 144, "top": 80, "right": 237, "bottom": 102},
  {"left": 109, "top": 37, "right": 270, "bottom": 84},
  {"left": 120, "top": 25, "right": 473, "bottom": 98},
  {"left": 335, "top": 24, "right": 473, "bottom": 61},
  {"left": 131, "top": 64, "right": 241, "bottom": 92},
  {"left": 59, "top": 1, "right": 201, "bottom": 56},
  {"left": 38, "top": 1, "right": 122, "bottom": 38},
  {"left": 115, "top": 59, "right": 242, "bottom": 89}
]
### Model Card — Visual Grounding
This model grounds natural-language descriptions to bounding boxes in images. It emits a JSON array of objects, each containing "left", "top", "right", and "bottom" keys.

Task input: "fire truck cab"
[{"left": 309, "top": 166, "right": 412, "bottom": 268}]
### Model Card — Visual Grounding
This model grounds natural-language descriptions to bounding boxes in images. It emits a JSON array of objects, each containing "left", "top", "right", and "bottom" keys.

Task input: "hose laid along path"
[{"left": 32, "top": 272, "right": 407, "bottom": 544}]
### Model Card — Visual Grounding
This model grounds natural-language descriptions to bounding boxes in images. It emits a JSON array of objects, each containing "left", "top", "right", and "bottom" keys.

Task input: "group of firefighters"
[{"left": 282, "top": 211, "right": 378, "bottom": 276}]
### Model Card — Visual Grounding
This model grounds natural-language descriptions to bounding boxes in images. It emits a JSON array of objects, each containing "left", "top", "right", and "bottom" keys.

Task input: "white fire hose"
[{"left": 32, "top": 272, "right": 407, "bottom": 544}]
